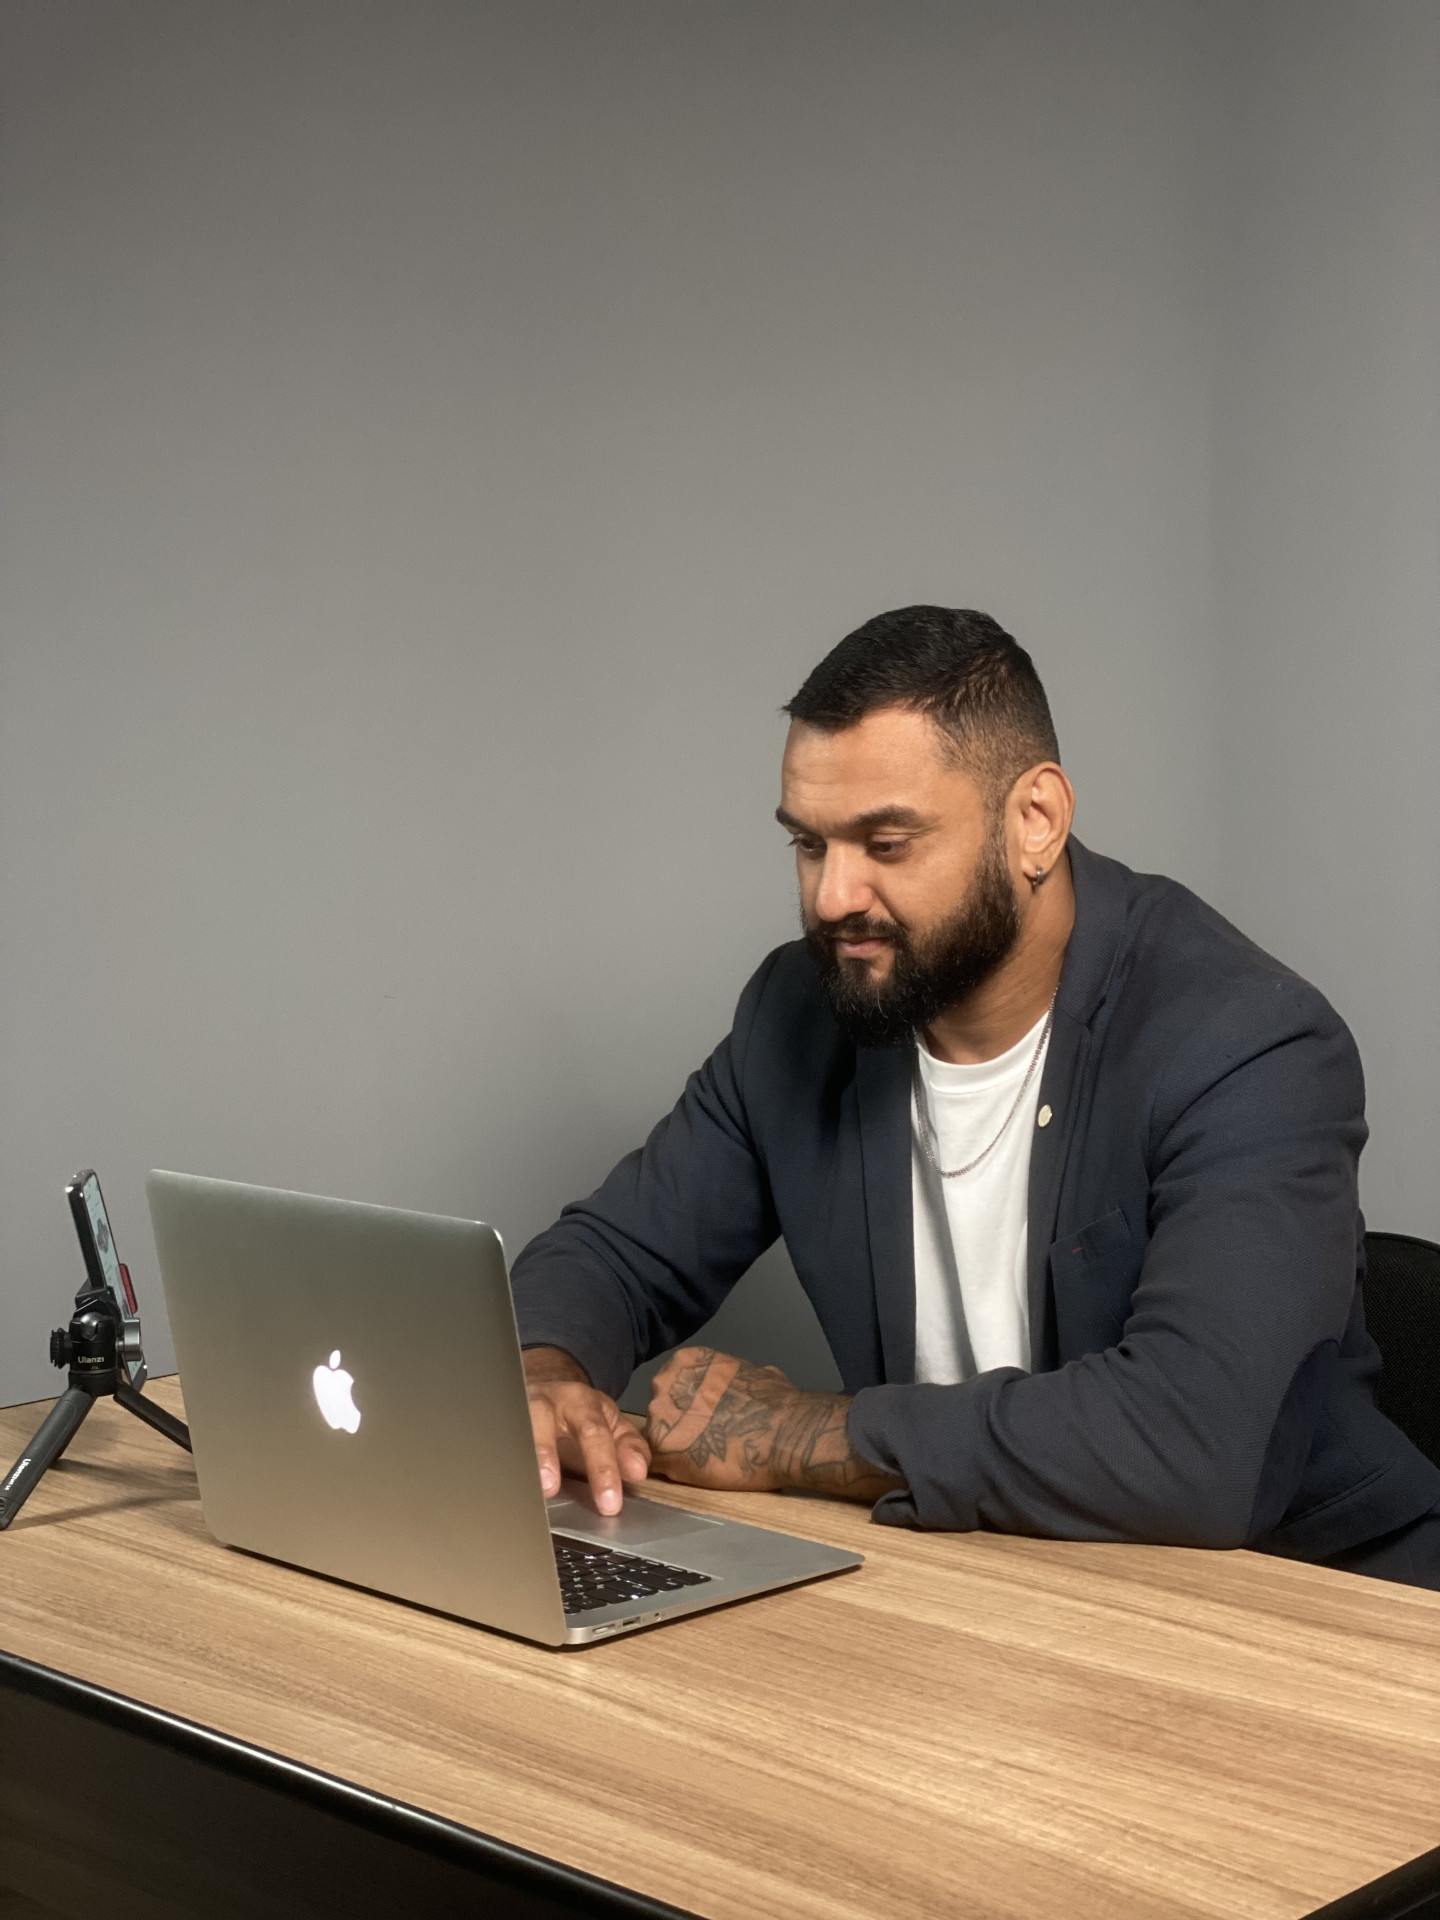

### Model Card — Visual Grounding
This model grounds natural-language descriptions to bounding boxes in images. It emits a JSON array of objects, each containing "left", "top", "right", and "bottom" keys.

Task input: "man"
[{"left": 513, "top": 606, "right": 1440, "bottom": 1585}]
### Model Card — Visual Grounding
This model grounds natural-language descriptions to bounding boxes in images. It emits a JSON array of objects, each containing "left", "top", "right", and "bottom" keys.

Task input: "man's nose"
[{"left": 813, "top": 847, "right": 876, "bottom": 924}]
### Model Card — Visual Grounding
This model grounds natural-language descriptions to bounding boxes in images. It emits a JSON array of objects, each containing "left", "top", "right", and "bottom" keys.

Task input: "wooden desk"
[{"left": 3, "top": 1379, "right": 1440, "bottom": 1920}]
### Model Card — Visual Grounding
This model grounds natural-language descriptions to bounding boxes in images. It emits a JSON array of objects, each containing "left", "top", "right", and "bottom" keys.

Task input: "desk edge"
[
  {"left": 1305, "top": 1840, "right": 1440, "bottom": 1920},
  {"left": 7, "top": 1648, "right": 1440, "bottom": 1920},
  {"left": 0, "top": 1647, "right": 698, "bottom": 1920}
]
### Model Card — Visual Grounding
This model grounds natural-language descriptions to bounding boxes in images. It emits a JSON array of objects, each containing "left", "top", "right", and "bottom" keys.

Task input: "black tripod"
[{"left": 0, "top": 1284, "right": 191, "bottom": 1530}]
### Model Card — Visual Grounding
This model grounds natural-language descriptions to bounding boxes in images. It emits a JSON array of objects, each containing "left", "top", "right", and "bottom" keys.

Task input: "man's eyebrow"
[{"left": 775, "top": 805, "right": 933, "bottom": 836}]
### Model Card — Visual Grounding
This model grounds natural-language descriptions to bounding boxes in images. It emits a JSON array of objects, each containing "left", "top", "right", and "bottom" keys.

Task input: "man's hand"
[
  {"left": 523, "top": 1346, "right": 651, "bottom": 1515},
  {"left": 645, "top": 1346, "right": 904, "bottom": 1501}
]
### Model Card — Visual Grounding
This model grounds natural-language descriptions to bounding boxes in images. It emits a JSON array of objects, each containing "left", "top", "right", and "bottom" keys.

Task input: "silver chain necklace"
[{"left": 912, "top": 1000, "right": 1055, "bottom": 1181}]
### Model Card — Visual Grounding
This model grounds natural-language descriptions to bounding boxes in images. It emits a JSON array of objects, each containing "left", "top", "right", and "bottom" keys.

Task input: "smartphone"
[{"left": 66, "top": 1170, "right": 147, "bottom": 1389}]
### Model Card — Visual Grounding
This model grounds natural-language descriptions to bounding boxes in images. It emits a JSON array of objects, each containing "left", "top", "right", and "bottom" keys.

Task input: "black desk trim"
[
  {"left": 0, "top": 1647, "right": 697, "bottom": 1919},
  {"left": 1307, "top": 1845, "right": 1440, "bottom": 1920}
]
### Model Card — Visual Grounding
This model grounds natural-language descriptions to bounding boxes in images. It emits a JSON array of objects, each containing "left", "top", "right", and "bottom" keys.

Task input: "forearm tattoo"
[{"left": 648, "top": 1349, "right": 901, "bottom": 1501}]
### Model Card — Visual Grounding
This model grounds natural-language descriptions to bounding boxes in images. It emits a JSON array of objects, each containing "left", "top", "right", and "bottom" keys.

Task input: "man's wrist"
[
  {"left": 770, "top": 1388, "right": 906, "bottom": 1502},
  {"left": 643, "top": 1348, "right": 906, "bottom": 1503},
  {"left": 521, "top": 1344, "right": 592, "bottom": 1388}
]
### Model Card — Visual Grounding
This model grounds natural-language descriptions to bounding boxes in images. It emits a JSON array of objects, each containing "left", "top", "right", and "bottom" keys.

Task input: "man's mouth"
[{"left": 819, "top": 920, "right": 899, "bottom": 962}]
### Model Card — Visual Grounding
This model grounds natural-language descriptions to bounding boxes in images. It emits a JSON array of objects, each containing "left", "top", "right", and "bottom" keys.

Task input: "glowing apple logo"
[{"left": 312, "top": 1350, "right": 361, "bottom": 1433}]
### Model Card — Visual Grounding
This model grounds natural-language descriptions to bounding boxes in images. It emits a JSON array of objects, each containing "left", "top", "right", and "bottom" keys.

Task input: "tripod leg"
[
  {"left": 114, "top": 1378, "right": 192, "bottom": 1453},
  {"left": 0, "top": 1387, "right": 93, "bottom": 1530}
]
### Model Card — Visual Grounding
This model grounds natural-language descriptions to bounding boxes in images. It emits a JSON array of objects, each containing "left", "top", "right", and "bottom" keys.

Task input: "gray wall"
[
  {"left": 1211, "top": 0, "right": 1440, "bottom": 1242},
  {"left": 0, "top": 1, "right": 1432, "bottom": 1409}
]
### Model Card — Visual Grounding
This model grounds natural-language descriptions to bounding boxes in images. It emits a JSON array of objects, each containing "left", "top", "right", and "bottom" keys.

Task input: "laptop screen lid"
[{"left": 146, "top": 1170, "right": 567, "bottom": 1643}]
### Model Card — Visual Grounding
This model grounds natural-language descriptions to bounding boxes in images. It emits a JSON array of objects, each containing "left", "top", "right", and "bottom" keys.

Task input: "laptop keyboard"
[{"left": 552, "top": 1533, "right": 714, "bottom": 1616}]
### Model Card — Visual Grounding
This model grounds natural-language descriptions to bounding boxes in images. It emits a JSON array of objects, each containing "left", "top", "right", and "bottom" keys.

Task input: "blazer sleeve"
[
  {"left": 847, "top": 978, "right": 1367, "bottom": 1547},
  {"left": 507, "top": 952, "right": 785, "bottom": 1398}
]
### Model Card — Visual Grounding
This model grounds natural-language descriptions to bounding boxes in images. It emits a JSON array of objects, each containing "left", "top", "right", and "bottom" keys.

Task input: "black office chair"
[{"left": 1363, "top": 1231, "right": 1440, "bottom": 1470}]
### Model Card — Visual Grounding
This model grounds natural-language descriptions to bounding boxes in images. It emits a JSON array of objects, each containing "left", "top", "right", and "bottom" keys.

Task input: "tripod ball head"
[{"left": 49, "top": 1292, "right": 121, "bottom": 1382}]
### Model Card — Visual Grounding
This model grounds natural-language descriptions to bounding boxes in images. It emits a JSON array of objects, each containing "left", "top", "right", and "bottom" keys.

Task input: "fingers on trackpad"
[{"left": 550, "top": 1483, "right": 723, "bottom": 1546}]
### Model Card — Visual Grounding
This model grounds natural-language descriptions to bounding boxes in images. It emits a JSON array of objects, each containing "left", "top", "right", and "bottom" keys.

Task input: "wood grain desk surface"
[{"left": 2, "top": 1379, "right": 1440, "bottom": 1920}]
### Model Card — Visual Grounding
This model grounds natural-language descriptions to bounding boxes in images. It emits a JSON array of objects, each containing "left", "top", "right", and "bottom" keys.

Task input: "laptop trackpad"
[{"left": 549, "top": 1482, "right": 724, "bottom": 1549}]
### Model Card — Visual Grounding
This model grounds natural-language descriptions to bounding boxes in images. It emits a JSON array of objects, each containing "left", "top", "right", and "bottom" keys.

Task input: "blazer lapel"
[
  {"left": 1026, "top": 1008, "right": 1087, "bottom": 1370},
  {"left": 1026, "top": 836, "right": 1131, "bottom": 1369},
  {"left": 855, "top": 1044, "right": 916, "bottom": 1384}
]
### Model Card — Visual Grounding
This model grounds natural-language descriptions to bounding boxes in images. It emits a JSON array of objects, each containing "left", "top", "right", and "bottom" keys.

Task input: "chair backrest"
[{"left": 1363, "top": 1231, "right": 1440, "bottom": 1471}]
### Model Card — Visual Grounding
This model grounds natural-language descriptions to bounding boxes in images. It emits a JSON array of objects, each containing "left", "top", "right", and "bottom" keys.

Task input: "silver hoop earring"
[{"left": 1029, "top": 866, "right": 1046, "bottom": 889}]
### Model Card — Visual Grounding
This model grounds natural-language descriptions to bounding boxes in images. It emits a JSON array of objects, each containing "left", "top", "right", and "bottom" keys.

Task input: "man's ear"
[{"left": 1011, "top": 763, "right": 1075, "bottom": 885}]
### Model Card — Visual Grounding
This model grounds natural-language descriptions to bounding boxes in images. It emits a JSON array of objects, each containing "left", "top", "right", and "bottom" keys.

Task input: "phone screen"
[{"left": 67, "top": 1171, "right": 146, "bottom": 1387}]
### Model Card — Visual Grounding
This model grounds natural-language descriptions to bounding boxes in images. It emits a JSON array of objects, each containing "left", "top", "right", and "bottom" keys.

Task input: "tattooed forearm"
[
  {"left": 766, "top": 1387, "right": 894, "bottom": 1497},
  {"left": 645, "top": 1347, "right": 904, "bottom": 1502}
]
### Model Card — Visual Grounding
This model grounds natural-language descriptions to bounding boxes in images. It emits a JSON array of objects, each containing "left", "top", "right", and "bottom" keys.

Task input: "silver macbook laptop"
[{"left": 146, "top": 1171, "right": 861, "bottom": 1646}]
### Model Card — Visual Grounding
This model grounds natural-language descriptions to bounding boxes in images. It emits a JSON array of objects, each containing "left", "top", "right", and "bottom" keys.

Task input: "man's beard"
[{"left": 804, "top": 833, "right": 1021, "bottom": 1049}]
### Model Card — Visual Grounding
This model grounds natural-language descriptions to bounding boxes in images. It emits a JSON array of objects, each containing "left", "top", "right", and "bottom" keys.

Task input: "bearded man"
[{"left": 512, "top": 606, "right": 1440, "bottom": 1585}]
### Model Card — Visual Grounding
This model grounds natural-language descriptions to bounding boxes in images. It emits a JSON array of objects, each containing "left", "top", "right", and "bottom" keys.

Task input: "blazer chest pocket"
[{"left": 1049, "top": 1208, "right": 1143, "bottom": 1360}]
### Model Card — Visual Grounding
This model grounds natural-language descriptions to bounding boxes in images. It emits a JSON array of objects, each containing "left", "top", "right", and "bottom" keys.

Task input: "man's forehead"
[
  {"left": 779, "top": 710, "right": 982, "bottom": 827},
  {"left": 782, "top": 705, "right": 949, "bottom": 770}
]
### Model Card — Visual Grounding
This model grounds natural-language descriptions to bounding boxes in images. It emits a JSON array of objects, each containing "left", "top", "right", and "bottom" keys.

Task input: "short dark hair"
[{"left": 783, "top": 606, "right": 1059, "bottom": 803}]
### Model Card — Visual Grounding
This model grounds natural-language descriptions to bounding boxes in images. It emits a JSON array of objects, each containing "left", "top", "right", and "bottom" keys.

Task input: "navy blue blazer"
[{"left": 511, "top": 839, "right": 1440, "bottom": 1562}]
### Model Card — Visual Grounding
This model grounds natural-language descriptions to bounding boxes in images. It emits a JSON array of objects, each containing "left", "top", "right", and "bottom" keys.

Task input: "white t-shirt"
[{"left": 911, "top": 1011, "right": 1051, "bottom": 1384}]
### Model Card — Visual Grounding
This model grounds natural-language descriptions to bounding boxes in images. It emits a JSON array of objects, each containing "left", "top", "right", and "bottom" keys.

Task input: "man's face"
[{"left": 778, "top": 707, "right": 1021, "bottom": 1047}]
